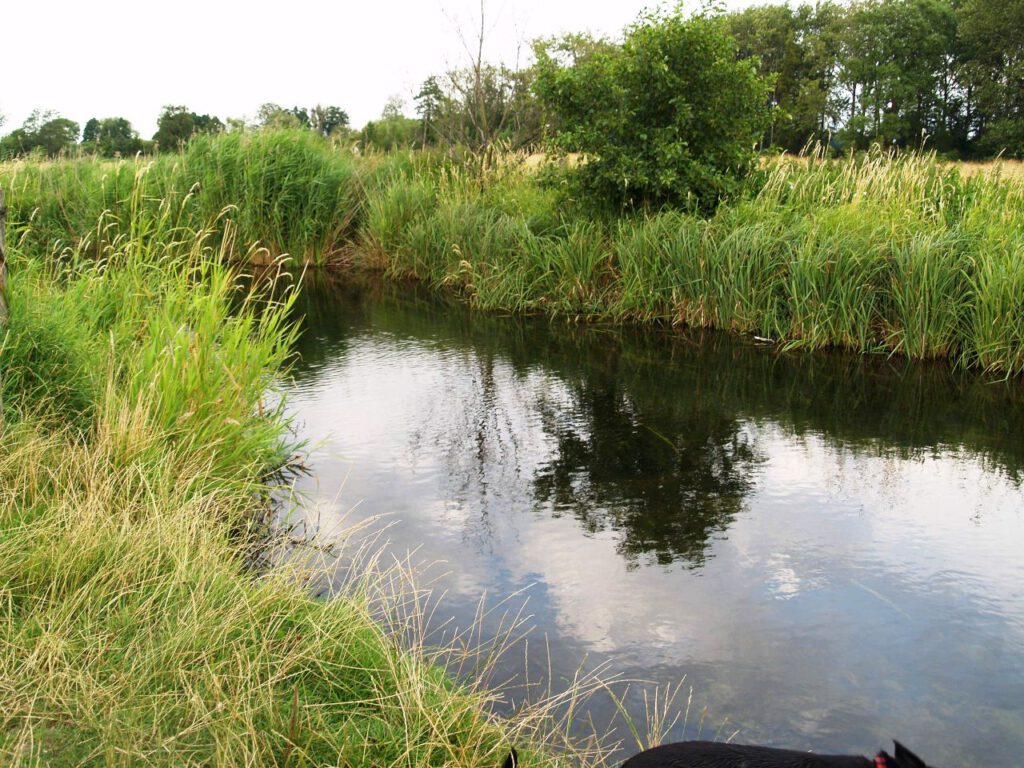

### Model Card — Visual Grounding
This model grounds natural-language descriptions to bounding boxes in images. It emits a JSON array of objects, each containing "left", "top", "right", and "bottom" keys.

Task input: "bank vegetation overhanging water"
[
  {"left": 1, "top": 130, "right": 1022, "bottom": 763},
  {"left": 4, "top": 129, "right": 1024, "bottom": 377}
]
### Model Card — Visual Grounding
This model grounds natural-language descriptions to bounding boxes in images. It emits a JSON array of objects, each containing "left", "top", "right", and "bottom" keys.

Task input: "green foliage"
[
  {"left": 533, "top": 8, "right": 771, "bottom": 210},
  {"left": 413, "top": 65, "right": 542, "bottom": 157},
  {"left": 81, "top": 116, "right": 144, "bottom": 156},
  {"left": 5, "top": 134, "right": 1024, "bottom": 375},
  {"left": 361, "top": 116, "right": 422, "bottom": 151},
  {"left": 414, "top": 76, "right": 445, "bottom": 143},
  {"left": 836, "top": 0, "right": 960, "bottom": 151},
  {"left": 727, "top": 2, "right": 846, "bottom": 152},
  {"left": 958, "top": 0, "right": 1024, "bottom": 157},
  {"left": 256, "top": 103, "right": 349, "bottom": 138},
  {"left": 716, "top": 0, "right": 1023, "bottom": 157},
  {"left": 310, "top": 104, "right": 349, "bottom": 137},
  {"left": 0, "top": 110, "right": 80, "bottom": 158},
  {"left": 355, "top": 148, "right": 1024, "bottom": 375},
  {"left": 81, "top": 117, "right": 101, "bottom": 143},
  {"left": 178, "top": 130, "right": 365, "bottom": 264},
  {"left": 0, "top": 131, "right": 366, "bottom": 267},
  {"left": 256, "top": 103, "right": 307, "bottom": 130},
  {"left": 152, "top": 104, "right": 224, "bottom": 149}
]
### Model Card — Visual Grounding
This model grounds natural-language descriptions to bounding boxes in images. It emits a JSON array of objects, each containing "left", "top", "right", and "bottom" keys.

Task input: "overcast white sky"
[{"left": 1, "top": 0, "right": 762, "bottom": 138}]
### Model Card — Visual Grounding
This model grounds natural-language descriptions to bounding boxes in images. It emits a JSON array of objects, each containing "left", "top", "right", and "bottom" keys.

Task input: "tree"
[
  {"left": 36, "top": 118, "right": 81, "bottom": 155},
  {"left": 255, "top": 103, "right": 348, "bottom": 137},
  {"left": 533, "top": 8, "right": 771, "bottom": 210},
  {"left": 153, "top": 105, "right": 194, "bottom": 148},
  {"left": 95, "top": 117, "right": 142, "bottom": 156},
  {"left": 381, "top": 95, "right": 405, "bottom": 120},
  {"left": 288, "top": 106, "right": 311, "bottom": 128},
  {"left": 958, "top": 0, "right": 1024, "bottom": 157},
  {"left": 193, "top": 114, "right": 224, "bottom": 135},
  {"left": 361, "top": 117, "right": 422, "bottom": 151},
  {"left": 82, "top": 117, "right": 102, "bottom": 144},
  {"left": 412, "top": 0, "right": 542, "bottom": 167},
  {"left": 0, "top": 111, "right": 79, "bottom": 158},
  {"left": 256, "top": 103, "right": 300, "bottom": 129},
  {"left": 414, "top": 76, "right": 445, "bottom": 145},
  {"left": 309, "top": 105, "right": 349, "bottom": 137},
  {"left": 412, "top": 64, "right": 541, "bottom": 158},
  {"left": 361, "top": 97, "right": 421, "bottom": 151},
  {"left": 726, "top": 2, "right": 847, "bottom": 152},
  {"left": 257, "top": 103, "right": 287, "bottom": 127},
  {"left": 152, "top": 105, "right": 223, "bottom": 150}
]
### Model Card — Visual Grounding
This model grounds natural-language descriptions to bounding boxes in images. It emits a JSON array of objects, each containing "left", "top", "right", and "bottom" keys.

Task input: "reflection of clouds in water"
[
  {"left": 289, "top": 332, "right": 1024, "bottom": 664},
  {"left": 765, "top": 554, "right": 803, "bottom": 601},
  {"left": 486, "top": 422, "right": 1024, "bottom": 675},
  {"left": 282, "top": 298, "right": 1024, "bottom": 764},
  {"left": 750, "top": 425, "right": 1024, "bottom": 628}
]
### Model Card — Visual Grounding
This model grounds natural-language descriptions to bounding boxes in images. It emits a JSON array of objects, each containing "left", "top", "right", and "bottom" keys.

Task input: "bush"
[{"left": 533, "top": 8, "right": 771, "bottom": 212}]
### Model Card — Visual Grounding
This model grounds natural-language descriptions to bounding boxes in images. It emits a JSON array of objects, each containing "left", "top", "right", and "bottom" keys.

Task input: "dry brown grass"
[
  {"left": 952, "top": 159, "right": 1024, "bottom": 179},
  {"left": 760, "top": 152, "right": 1024, "bottom": 181}
]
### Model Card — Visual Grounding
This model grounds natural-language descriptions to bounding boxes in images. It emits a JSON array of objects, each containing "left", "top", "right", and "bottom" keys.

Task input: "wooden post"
[{"left": 0, "top": 188, "right": 7, "bottom": 427}]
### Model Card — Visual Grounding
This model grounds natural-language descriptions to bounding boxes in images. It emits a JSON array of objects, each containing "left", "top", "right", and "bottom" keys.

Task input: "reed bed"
[
  {"left": 0, "top": 182, "right": 605, "bottom": 766},
  {"left": 1, "top": 131, "right": 379, "bottom": 267},
  {"left": 3, "top": 131, "right": 1022, "bottom": 376},
  {"left": 355, "top": 146, "right": 1024, "bottom": 377}
]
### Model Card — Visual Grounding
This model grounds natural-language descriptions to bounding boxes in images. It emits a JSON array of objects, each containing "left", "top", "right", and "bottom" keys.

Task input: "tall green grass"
[
  {"left": 0, "top": 186, "right": 600, "bottom": 765},
  {"left": 355, "top": 146, "right": 1024, "bottom": 377},
  {"left": 1, "top": 131, "right": 370, "bottom": 267},
  {"left": 3, "top": 133, "right": 1023, "bottom": 375},
  {"left": 180, "top": 131, "right": 365, "bottom": 264}
]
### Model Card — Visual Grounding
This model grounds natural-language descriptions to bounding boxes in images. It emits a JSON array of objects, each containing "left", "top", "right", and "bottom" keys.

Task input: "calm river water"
[{"left": 282, "top": 277, "right": 1024, "bottom": 766}]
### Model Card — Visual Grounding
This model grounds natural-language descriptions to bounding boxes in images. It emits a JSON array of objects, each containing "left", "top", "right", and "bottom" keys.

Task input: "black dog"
[
  {"left": 619, "top": 740, "right": 931, "bottom": 768},
  {"left": 502, "top": 740, "right": 932, "bottom": 768}
]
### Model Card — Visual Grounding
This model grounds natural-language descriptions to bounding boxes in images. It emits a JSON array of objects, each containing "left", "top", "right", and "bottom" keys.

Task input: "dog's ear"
[
  {"left": 892, "top": 741, "right": 928, "bottom": 768},
  {"left": 501, "top": 747, "right": 519, "bottom": 768}
]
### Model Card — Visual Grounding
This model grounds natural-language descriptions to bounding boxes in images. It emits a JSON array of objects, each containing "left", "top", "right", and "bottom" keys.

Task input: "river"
[{"left": 281, "top": 276, "right": 1024, "bottom": 766}]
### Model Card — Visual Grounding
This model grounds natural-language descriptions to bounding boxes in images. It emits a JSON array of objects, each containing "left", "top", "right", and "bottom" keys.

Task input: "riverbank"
[
  {"left": 0, "top": 182, "right": 580, "bottom": 766},
  {"left": 3, "top": 132, "right": 1022, "bottom": 377}
]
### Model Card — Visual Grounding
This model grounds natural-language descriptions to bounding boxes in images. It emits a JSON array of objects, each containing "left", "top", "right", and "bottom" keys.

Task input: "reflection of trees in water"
[
  {"left": 531, "top": 347, "right": 760, "bottom": 569},
  {"left": 407, "top": 349, "right": 526, "bottom": 552},
  {"left": 415, "top": 340, "right": 761, "bottom": 567},
  {"left": 289, "top": 274, "right": 1024, "bottom": 567}
]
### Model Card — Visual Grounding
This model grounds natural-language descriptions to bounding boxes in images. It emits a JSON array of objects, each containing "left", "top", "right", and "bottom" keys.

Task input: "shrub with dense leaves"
[{"left": 533, "top": 8, "right": 771, "bottom": 211}]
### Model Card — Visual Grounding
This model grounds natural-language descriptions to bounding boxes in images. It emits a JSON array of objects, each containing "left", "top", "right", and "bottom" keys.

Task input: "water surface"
[{"left": 283, "top": 277, "right": 1024, "bottom": 766}]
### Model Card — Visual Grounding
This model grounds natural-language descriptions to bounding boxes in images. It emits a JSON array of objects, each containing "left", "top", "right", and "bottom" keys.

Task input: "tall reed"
[{"left": 354, "top": 146, "right": 1024, "bottom": 375}]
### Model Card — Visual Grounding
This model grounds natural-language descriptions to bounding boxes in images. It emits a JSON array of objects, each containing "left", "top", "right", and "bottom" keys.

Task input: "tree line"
[
  {"left": 1, "top": 0, "right": 1020, "bottom": 162},
  {"left": 725, "top": 0, "right": 1023, "bottom": 156},
  {"left": 0, "top": 103, "right": 351, "bottom": 160},
  {"left": 374, "top": 0, "right": 1023, "bottom": 160}
]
